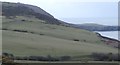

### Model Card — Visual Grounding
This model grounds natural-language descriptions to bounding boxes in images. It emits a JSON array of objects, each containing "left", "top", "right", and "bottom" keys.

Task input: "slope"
[
  {"left": 2, "top": 16, "right": 118, "bottom": 57},
  {"left": 1, "top": 2, "right": 118, "bottom": 60}
]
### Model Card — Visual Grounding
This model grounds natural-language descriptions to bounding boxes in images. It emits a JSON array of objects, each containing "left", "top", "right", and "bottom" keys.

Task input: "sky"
[{"left": 0, "top": 0, "right": 119, "bottom": 25}]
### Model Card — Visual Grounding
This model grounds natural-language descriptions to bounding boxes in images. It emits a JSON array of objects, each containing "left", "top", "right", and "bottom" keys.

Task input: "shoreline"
[{"left": 95, "top": 32, "right": 120, "bottom": 48}]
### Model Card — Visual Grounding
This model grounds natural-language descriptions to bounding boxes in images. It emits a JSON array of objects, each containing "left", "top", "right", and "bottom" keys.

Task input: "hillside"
[
  {"left": 74, "top": 23, "right": 120, "bottom": 31},
  {"left": 1, "top": 2, "right": 119, "bottom": 61},
  {"left": 2, "top": 2, "right": 67, "bottom": 25}
]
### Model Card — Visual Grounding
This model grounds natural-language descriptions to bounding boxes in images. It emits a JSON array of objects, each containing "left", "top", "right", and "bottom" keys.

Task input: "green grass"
[
  {"left": 2, "top": 16, "right": 118, "bottom": 57},
  {"left": 2, "top": 16, "right": 102, "bottom": 43}
]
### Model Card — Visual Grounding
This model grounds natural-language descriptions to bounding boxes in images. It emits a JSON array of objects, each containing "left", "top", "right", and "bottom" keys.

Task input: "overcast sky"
[{"left": 0, "top": 0, "right": 119, "bottom": 25}]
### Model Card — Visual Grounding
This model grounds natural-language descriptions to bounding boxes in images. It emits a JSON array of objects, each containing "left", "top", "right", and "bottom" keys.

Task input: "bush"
[
  {"left": 15, "top": 55, "right": 57, "bottom": 61},
  {"left": 91, "top": 53, "right": 120, "bottom": 61},
  {"left": 2, "top": 52, "right": 14, "bottom": 63},
  {"left": 45, "top": 55, "right": 60, "bottom": 61},
  {"left": 14, "top": 56, "right": 28, "bottom": 60},
  {"left": 39, "top": 34, "right": 44, "bottom": 35},
  {"left": 73, "top": 39, "right": 79, "bottom": 41},
  {"left": 30, "top": 32, "right": 34, "bottom": 34},
  {"left": 3, "top": 52, "right": 14, "bottom": 58},
  {"left": 13, "top": 29, "right": 28, "bottom": 33},
  {"left": 2, "top": 28, "right": 8, "bottom": 30},
  {"left": 21, "top": 19, "right": 25, "bottom": 21},
  {"left": 60, "top": 56, "right": 71, "bottom": 61}
]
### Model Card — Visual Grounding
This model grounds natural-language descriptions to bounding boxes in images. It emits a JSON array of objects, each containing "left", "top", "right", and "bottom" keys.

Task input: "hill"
[
  {"left": 1, "top": 2, "right": 119, "bottom": 61},
  {"left": 2, "top": 2, "right": 67, "bottom": 25},
  {"left": 74, "top": 23, "right": 120, "bottom": 31}
]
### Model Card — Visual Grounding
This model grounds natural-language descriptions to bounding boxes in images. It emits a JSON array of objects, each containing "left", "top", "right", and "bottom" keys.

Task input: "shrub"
[
  {"left": 29, "top": 56, "right": 39, "bottom": 61},
  {"left": 3, "top": 53, "right": 14, "bottom": 58},
  {"left": 39, "top": 34, "right": 44, "bottom": 35},
  {"left": 46, "top": 55, "right": 59, "bottom": 61},
  {"left": 13, "top": 29, "right": 28, "bottom": 33},
  {"left": 60, "top": 56, "right": 71, "bottom": 61},
  {"left": 21, "top": 19, "right": 25, "bottom": 21},
  {"left": 30, "top": 32, "right": 34, "bottom": 34},
  {"left": 28, "top": 55, "right": 59, "bottom": 61},
  {"left": 2, "top": 28, "right": 8, "bottom": 30},
  {"left": 91, "top": 53, "right": 120, "bottom": 61},
  {"left": 2, "top": 52, "right": 14, "bottom": 63},
  {"left": 73, "top": 39, "right": 79, "bottom": 41},
  {"left": 92, "top": 53, "right": 109, "bottom": 61}
]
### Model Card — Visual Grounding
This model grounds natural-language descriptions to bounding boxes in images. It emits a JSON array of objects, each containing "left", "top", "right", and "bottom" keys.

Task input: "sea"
[{"left": 95, "top": 31, "right": 119, "bottom": 40}]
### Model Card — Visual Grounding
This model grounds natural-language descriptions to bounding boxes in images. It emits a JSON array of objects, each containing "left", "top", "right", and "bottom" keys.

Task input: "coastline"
[{"left": 95, "top": 32, "right": 120, "bottom": 48}]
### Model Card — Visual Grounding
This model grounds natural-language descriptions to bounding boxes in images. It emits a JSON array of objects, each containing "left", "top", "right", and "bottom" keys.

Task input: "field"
[{"left": 2, "top": 16, "right": 118, "bottom": 59}]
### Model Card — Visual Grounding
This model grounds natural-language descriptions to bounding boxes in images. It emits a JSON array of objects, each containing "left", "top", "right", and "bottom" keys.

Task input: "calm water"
[{"left": 96, "top": 31, "right": 119, "bottom": 40}]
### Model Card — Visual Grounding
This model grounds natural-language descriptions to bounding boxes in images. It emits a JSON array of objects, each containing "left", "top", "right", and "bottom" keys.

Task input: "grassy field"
[
  {"left": 2, "top": 16, "right": 118, "bottom": 58},
  {"left": 2, "top": 16, "right": 102, "bottom": 43}
]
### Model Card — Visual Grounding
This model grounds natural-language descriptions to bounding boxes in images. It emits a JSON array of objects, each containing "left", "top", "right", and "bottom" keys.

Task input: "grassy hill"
[
  {"left": 2, "top": 2, "right": 65, "bottom": 25},
  {"left": 1, "top": 2, "right": 118, "bottom": 61},
  {"left": 2, "top": 16, "right": 118, "bottom": 56}
]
